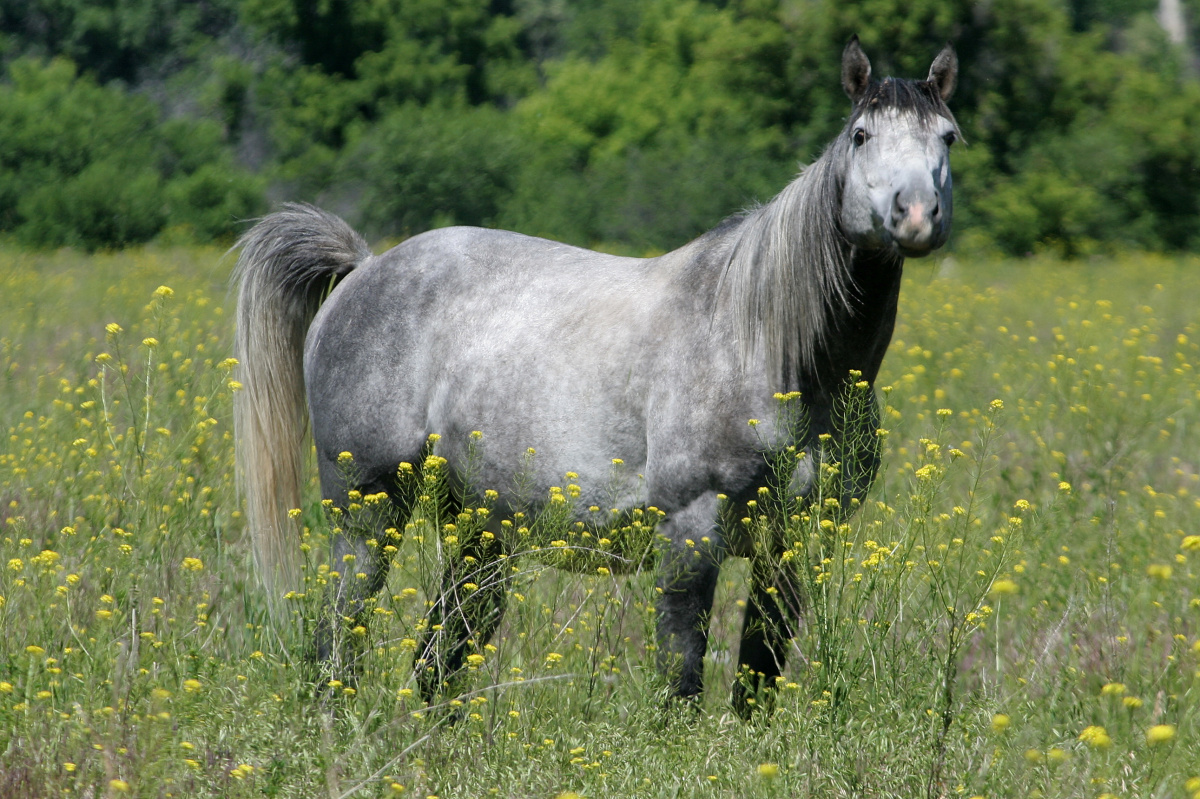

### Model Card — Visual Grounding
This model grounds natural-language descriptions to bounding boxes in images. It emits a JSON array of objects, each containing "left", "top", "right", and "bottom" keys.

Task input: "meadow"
[{"left": 0, "top": 245, "right": 1198, "bottom": 798}]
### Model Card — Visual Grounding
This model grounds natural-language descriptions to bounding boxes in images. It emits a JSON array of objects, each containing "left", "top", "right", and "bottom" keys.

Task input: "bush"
[
  {"left": 163, "top": 163, "right": 264, "bottom": 243},
  {"left": 341, "top": 102, "right": 523, "bottom": 237},
  {"left": 0, "top": 58, "right": 263, "bottom": 249},
  {"left": 498, "top": 1, "right": 792, "bottom": 248},
  {"left": 16, "top": 161, "right": 166, "bottom": 249}
]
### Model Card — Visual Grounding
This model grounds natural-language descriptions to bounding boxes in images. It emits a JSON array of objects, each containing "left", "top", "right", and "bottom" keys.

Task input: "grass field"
[{"left": 1, "top": 245, "right": 1198, "bottom": 798}]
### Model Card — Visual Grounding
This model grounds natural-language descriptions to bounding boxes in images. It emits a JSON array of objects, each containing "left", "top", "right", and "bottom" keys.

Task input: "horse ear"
[
  {"left": 927, "top": 42, "right": 957, "bottom": 101},
  {"left": 841, "top": 35, "right": 872, "bottom": 103}
]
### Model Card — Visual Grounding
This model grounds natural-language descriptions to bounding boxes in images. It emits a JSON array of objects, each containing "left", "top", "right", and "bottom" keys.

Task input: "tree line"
[{"left": 1, "top": 0, "right": 1198, "bottom": 255}]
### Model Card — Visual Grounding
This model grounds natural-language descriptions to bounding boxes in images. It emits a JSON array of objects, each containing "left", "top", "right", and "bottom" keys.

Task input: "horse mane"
[
  {"left": 720, "top": 145, "right": 849, "bottom": 388},
  {"left": 720, "top": 75, "right": 959, "bottom": 388}
]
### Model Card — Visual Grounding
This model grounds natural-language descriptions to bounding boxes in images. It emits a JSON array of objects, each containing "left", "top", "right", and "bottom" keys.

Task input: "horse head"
[{"left": 837, "top": 36, "right": 960, "bottom": 258}]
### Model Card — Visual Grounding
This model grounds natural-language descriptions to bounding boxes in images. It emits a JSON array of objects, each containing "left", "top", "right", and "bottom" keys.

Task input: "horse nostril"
[
  {"left": 892, "top": 191, "right": 907, "bottom": 221},
  {"left": 931, "top": 199, "right": 941, "bottom": 221}
]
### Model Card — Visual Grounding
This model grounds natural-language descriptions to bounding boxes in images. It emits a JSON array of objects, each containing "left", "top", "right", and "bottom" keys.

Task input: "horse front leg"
[
  {"left": 732, "top": 554, "right": 804, "bottom": 718},
  {"left": 416, "top": 527, "right": 508, "bottom": 704},
  {"left": 654, "top": 493, "right": 722, "bottom": 702}
]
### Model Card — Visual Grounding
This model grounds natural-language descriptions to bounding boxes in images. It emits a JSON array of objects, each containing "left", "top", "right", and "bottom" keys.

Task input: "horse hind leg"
[
  {"left": 313, "top": 474, "right": 404, "bottom": 682},
  {"left": 416, "top": 518, "right": 509, "bottom": 704}
]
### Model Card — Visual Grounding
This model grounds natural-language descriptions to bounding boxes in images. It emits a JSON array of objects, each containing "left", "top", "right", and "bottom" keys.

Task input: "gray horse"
[{"left": 233, "top": 37, "right": 959, "bottom": 715}]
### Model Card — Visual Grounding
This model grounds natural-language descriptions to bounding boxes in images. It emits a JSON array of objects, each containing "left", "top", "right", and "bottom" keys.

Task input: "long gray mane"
[
  {"left": 721, "top": 75, "right": 959, "bottom": 388},
  {"left": 720, "top": 145, "right": 849, "bottom": 386}
]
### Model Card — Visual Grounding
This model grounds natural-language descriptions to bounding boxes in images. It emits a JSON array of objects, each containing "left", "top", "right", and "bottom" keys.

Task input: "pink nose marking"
[{"left": 908, "top": 201, "right": 926, "bottom": 226}]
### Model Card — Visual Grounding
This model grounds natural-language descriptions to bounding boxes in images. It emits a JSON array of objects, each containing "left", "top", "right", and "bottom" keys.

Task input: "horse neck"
[
  {"left": 711, "top": 153, "right": 905, "bottom": 395},
  {"left": 806, "top": 246, "right": 904, "bottom": 391}
]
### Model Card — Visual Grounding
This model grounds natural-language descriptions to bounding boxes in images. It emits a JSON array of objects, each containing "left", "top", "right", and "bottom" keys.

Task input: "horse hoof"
[{"left": 732, "top": 684, "right": 777, "bottom": 721}]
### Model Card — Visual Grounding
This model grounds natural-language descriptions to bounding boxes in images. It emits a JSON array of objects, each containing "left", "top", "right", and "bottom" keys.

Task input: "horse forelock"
[
  {"left": 719, "top": 146, "right": 850, "bottom": 390},
  {"left": 849, "top": 77, "right": 960, "bottom": 136}
]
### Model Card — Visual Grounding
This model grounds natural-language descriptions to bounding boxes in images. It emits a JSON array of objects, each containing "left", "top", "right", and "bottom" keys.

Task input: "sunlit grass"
[{"left": 1, "top": 247, "right": 1198, "bottom": 797}]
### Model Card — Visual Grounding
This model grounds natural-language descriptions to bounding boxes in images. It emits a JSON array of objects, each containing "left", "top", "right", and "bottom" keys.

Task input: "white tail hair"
[{"left": 231, "top": 203, "right": 371, "bottom": 617}]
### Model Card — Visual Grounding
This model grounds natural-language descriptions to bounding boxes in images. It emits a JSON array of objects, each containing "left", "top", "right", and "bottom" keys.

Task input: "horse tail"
[{"left": 231, "top": 203, "right": 371, "bottom": 614}]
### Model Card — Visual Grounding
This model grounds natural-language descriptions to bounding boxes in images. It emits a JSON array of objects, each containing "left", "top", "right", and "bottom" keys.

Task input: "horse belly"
[{"left": 432, "top": 387, "right": 652, "bottom": 514}]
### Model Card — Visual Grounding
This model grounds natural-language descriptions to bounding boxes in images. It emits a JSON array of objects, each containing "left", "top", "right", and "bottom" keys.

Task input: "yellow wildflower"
[
  {"left": 1146, "top": 724, "right": 1176, "bottom": 745},
  {"left": 1078, "top": 725, "right": 1112, "bottom": 748},
  {"left": 989, "top": 579, "right": 1018, "bottom": 596}
]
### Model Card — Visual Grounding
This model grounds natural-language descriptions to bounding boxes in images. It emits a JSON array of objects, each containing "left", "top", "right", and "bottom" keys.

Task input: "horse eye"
[
  {"left": 943, "top": 131, "right": 957, "bottom": 147},
  {"left": 852, "top": 129, "right": 868, "bottom": 147}
]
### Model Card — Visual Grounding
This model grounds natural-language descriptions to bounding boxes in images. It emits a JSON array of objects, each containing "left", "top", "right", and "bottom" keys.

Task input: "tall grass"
[{"left": 0, "top": 247, "right": 1198, "bottom": 798}]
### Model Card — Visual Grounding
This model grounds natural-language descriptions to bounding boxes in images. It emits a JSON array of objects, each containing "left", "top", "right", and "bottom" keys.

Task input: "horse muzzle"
[{"left": 888, "top": 184, "right": 947, "bottom": 257}]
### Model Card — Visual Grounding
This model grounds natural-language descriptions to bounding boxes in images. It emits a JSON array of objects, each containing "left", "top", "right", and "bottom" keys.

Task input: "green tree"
[
  {"left": 501, "top": 0, "right": 793, "bottom": 248},
  {"left": 242, "top": 0, "right": 537, "bottom": 208},
  {"left": 0, "top": 58, "right": 262, "bottom": 249},
  {"left": 0, "top": 0, "right": 239, "bottom": 83},
  {"left": 2, "top": 0, "right": 1199, "bottom": 255},
  {"left": 340, "top": 101, "right": 523, "bottom": 237}
]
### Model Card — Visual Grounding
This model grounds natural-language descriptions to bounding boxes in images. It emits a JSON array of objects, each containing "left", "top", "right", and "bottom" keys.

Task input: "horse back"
[{"left": 302, "top": 226, "right": 764, "bottom": 510}]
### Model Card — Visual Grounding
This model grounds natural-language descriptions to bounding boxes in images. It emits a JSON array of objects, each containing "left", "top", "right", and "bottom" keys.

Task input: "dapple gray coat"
[{"left": 233, "top": 37, "right": 960, "bottom": 715}]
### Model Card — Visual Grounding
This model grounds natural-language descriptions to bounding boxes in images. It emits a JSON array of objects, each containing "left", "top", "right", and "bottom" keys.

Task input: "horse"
[{"left": 232, "top": 36, "right": 960, "bottom": 716}]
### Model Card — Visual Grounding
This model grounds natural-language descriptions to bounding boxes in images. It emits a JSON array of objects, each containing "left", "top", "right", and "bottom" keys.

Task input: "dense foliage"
[
  {"left": 0, "top": 59, "right": 262, "bottom": 249},
  {"left": 1, "top": 0, "right": 1199, "bottom": 253}
]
